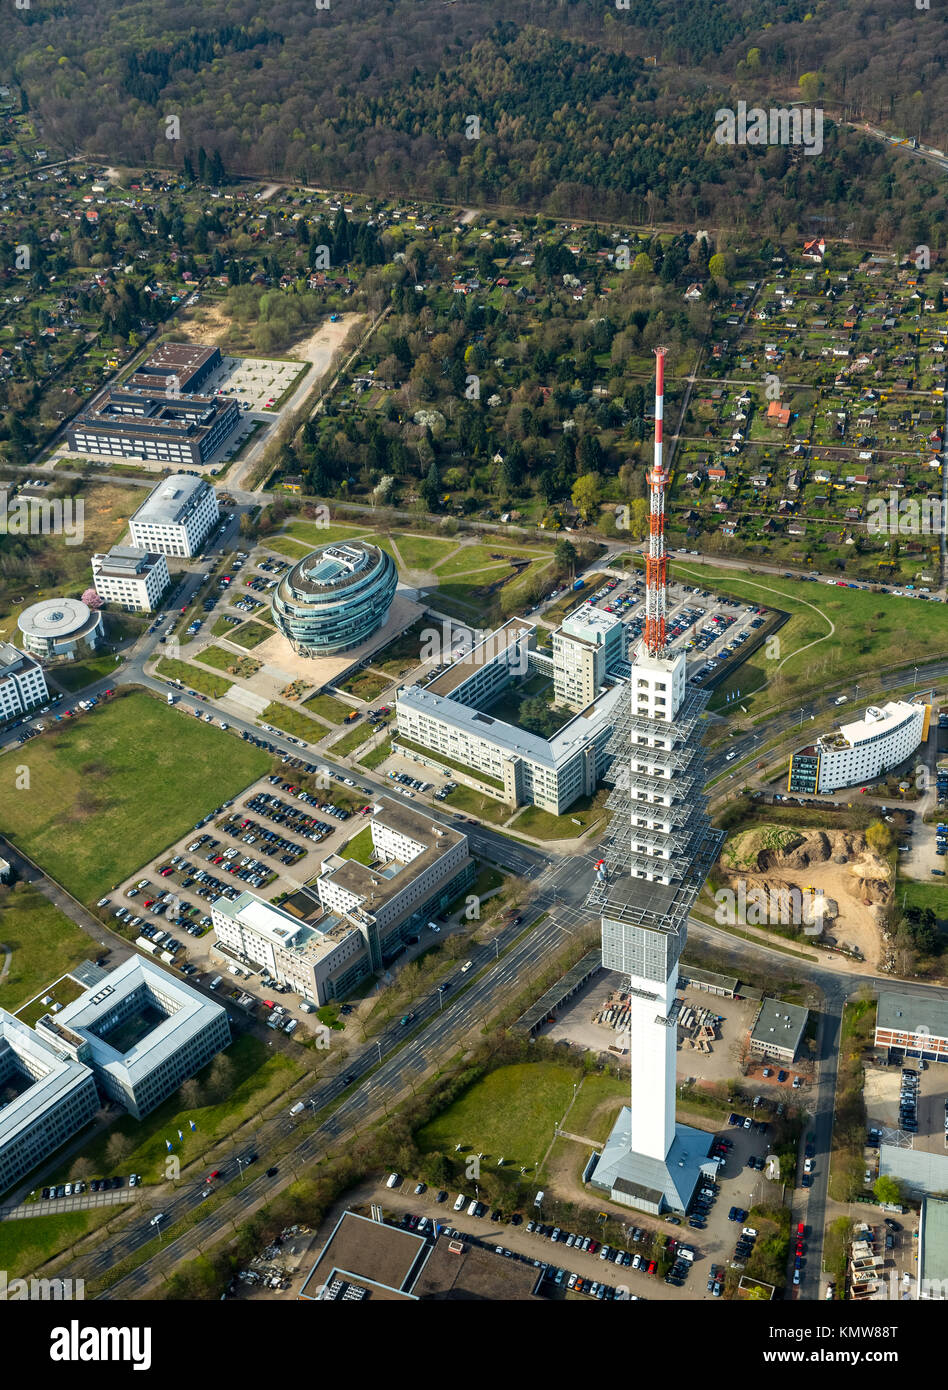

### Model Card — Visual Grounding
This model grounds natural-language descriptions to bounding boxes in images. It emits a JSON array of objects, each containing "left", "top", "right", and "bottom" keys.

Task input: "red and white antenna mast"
[{"left": 644, "top": 347, "right": 668, "bottom": 658}]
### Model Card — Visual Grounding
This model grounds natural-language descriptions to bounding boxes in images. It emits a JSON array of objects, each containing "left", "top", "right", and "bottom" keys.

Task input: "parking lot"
[
  {"left": 202, "top": 353, "right": 305, "bottom": 414},
  {"left": 865, "top": 1059, "right": 948, "bottom": 1155},
  {"left": 103, "top": 766, "right": 372, "bottom": 1006}
]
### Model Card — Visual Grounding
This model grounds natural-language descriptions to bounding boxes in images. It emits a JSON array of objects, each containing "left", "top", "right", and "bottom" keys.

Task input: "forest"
[{"left": 5, "top": 0, "right": 947, "bottom": 242}]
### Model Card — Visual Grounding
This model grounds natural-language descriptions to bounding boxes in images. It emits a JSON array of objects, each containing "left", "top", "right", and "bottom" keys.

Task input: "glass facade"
[{"left": 271, "top": 543, "right": 398, "bottom": 655}]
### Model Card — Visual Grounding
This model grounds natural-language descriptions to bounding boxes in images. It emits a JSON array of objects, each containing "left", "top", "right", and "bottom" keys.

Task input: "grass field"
[
  {"left": 260, "top": 536, "right": 311, "bottom": 562},
  {"left": 337, "top": 669, "right": 392, "bottom": 702},
  {"left": 302, "top": 692, "right": 351, "bottom": 723},
  {"left": 230, "top": 621, "right": 274, "bottom": 650},
  {"left": 416, "top": 1062, "right": 579, "bottom": 1166},
  {"left": 329, "top": 719, "right": 385, "bottom": 757},
  {"left": 391, "top": 532, "right": 458, "bottom": 570},
  {"left": 211, "top": 616, "right": 241, "bottom": 637},
  {"left": 899, "top": 877, "right": 948, "bottom": 924},
  {"left": 283, "top": 521, "right": 369, "bottom": 545},
  {"left": 195, "top": 646, "right": 261, "bottom": 677},
  {"left": 49, "top": 655, "right": 121, "bottom": 692},
  {"left": 259, "top": 701, "right": 324, "bottom": 742},
  {"left": 433, "top": 543, "right": 534, "bottom": 577},
  {"left": 338, "top": 824, "right": 375, "bottom": 863},
  {"left": 672, "top": 561, "right": 948, "bottom": 716},
  {"left": 0, "top": 692, "right": 268, "bottom": 903},
  {"left": 15, "top": 976, "right": 85, "bottom": 1028},
  {"left": 565, "top": 1073, "right": 628, "bottom": 1143},
  {"left": 49, "top": 1034, "right": 301, "bottom": 1187},
  {"left": 372, "top": 619, "right": 428, "bottom": 677},
  {"left": 154, "top": 658, "right": 233, "bottom": 699},
  {"left": 508, "top": 791, "right": 606, "bottom": 841},
  {"left": 0, "top": 1207, "right": 115, "bottom": 1280},
  {"left": 0, "top": 886, "right": 95, "bottom": 1013},
  {"left": 443, "top": 782, "right": 510, "bottom": 823},
  {"left": 359, "top": 735, "right": 393, "bottom": 769}
]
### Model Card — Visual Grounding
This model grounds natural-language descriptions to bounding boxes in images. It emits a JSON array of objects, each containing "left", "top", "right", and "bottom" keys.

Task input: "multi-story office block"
[
  {"left": 128, "top": 474, "right": 219, "bottom": 558},
  {"left": 91, "top": 545, "right": 170, "bottom": 612},
  {"left": 0, "top": 642, "right": 48, "bottom": 720}
]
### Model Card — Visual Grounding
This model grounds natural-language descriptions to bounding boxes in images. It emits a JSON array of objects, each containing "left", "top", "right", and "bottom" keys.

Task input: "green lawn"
[
  {"left": 302, "top": 692, "right": 351, "bottom": 723},
  {"left": 195, "top": 645, "right": 262, "bottom": 677},
  {"left": 0, "top": 1207, "right": 115, "bottom": 1280},
  {"left": 898, "top": 878, "right": 948, "bottom": 924},
  {"left": 509, "top": 791, "right": 607, "bottom": 841},
  {"left": 372, "top": 619, "right": 429, "bottom": 677},
  {"left": 338, "top": 824, "right": 375, "bottom": 864},
  {"left": 260, "top": 536, "right": 311, "bottom": 561},
  {"left": 433, "top": 543, "right": 533, "bottom": 576},
  {"left": 0, "top": 886, "right": 95, "bottom": 1013},
  {"left": 48, "top": 654, "right": 122, "bottom": 692},
  {"left": 391, "top": 532, "right": 459, "bottom": 569},
  {"left": 0, "top": 692, "right": 268, "bottom": 903},
  {"left": 154, "top": 657, "right": 233, "bottom": 699},
  {"left": 329, "top": 719, "right": 385, "bottom": 757},
  {"left": 49, "top": 1034, "right": 301, "bottom": 1187},
  {"left": 230, "top": 621, "right": 274, "bottom": 650},
  {"left": 260, "top": 701, "right": 324, "bottom": 743},
  {"left": 416, "top": 1062, "right": 579, "bottom": 1167},
  {"left": 337, "top": 668, "right": 393, "bottom": 702},
  {"left": 15, "top": 976, "right": 85, "bottom": 1028},
  {"left": 672, "top": 560, "right": 948, "bottom": 715},
  {"left": 211, "top": 616, "right": 242, "bottom": 637},
  {"left": 565, "top": 1073, "right": 628, "bottom": 1143},
  {"left": 358, "top": 735, "right": 393, "bottom": 769},
  {"left": 443, "top": 782, "right": 511, "bottom": 824},
  {"left": 283, "top": 521, "right": 369, "bottom": 545}
]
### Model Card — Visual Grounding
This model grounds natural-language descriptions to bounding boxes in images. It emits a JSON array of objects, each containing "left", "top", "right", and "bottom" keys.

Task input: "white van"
[
  {"left": 453, "top": 1192, "right": 467, "bottom": 1211},
  {"left": 290, "top": 1102, "right": 305, "bottom": 1116},
  {"left": 460, "top": 960, "right": 473, "bottom": 974},
  {"left": 208, "top": 975, "right": 222, "bottom": 991},
  {"left": 386, "top": 1172, "right": 400, "bottom": 1189}
]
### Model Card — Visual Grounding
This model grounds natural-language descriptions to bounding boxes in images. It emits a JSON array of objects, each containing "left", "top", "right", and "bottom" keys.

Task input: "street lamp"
[{"left": 913, "top": 666, "right": 919, "bottom": 689}]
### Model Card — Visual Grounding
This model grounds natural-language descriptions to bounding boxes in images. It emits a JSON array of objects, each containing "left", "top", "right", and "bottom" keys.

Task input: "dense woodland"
[{"left": 5, "top": 0, "right": 948, "bottom": 243}]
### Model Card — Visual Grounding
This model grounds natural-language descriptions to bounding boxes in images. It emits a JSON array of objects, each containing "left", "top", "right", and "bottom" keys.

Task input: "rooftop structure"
[
  {"left": 17, "top": 596, "right": 103, "bottom": 660},
  {"left": 789, "top": 699, "right": 928, "bottom": 793},
  {"left": 38, "top": 956, "right": 230, "bottom": 1120},
  {"left": 124, "top": 342, "right": 221, "bottom": 395},
  {"left": 91, "top": 545, "right": 170, "bottom": 613},
  {"left": 918, "top": 1196, "right": 948, "bottom": 1298},
  {"left": 128, "top": 474, "right": 220, "bottom": 558},
  {"left": 748, "top": 998, "right": 809, "bottom": 1063},
  {"left": 875, "top": 989, "right": 948, "bottom": 1061},
  {"left": 271, "top": 542, "right": 398, "bottom": 656}
]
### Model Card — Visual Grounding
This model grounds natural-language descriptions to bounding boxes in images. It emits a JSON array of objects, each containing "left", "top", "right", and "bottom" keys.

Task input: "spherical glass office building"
[{"left": 271, "top": 541, "right": 398, "bottom": 656}]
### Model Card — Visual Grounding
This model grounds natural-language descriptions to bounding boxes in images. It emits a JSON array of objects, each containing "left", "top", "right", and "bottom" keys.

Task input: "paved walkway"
[{"left": 1, "top": 1190, "right": 136, "bottom": 1222}]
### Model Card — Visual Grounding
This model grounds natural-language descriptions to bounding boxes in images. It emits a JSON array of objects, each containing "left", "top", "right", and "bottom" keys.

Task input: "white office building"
[
  {"left": 0, "top": 1009, "right": 100, "bottom": 1194},
  {"left": 37, "top": 956, "right": 230, "bottom": 1121},
  {"left": 0, "top": 643, "right": 48, "bottom": 721},
  {"left": 211, "top": 892, "right": 370, "bottom": 1006},
  {"left": 17, "top": 597, "right": 104, "bottom": 661},
  {"left": 553, "top": 608, "right": 626, "bottom": 711},
  {"left": 128, "top": 474, "right": 219, "bottom": 558},
  {"left": 789, "top": 699, "right": 928, "bottom": 793},
  {"left": 395, "top": 618, "right": 625, "bottom": 814},
  {"left": 91, "top": 545, "right": 170, "bottom": 612}
]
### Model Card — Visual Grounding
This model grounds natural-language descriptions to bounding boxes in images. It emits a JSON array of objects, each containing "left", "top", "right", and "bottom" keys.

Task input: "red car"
[
  {"left": 143, "top": 899, "right": 154, "bottom": 908},
  {"left": 206, "top": 1170, "right": 220, "bottom": 1183},
  {"left": 647, "top": 1260, "right": 656, "bottom": 1274},
  {"left": 263, "top": 1000, "right": 275, "bottom": 1009},
  {"left": 104, "top": 689, "right": 113, "bottom": 696},
  {"left": 797, "top": 1222, "right": 805, "bottom": 1237}
]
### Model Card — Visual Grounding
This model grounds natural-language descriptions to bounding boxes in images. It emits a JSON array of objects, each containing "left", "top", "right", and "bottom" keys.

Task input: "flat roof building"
[
  {"left": 0, "top": 642, "right": 48, "bottom": 720},
  {"left": 789, "top": 700, "right": 928, "bottom": 794},
  {"left": 0, "top": 1009, "right": 100, "bottom": 1195},
  {"left": 919, "top": 1196, "right": 948, "bottom": 1299},
  {"left": 91, "top": 545, "right": 170, "bottom": 612},
  {"left": 396, "top": 662, "right": 625, "bottom": 815},
  {"left": 128, "top": 474, "right": 219, "bottom": 558},
  {"left": 875, "top": 989, "right": 948, "bottom": 1062},
  {"left": 553, "top": 607, "right": 625, "bottom": 711},
  {"left": 66, "top": 343, "right": 236, "bottom": 468},
  {"left": 17, "top": 596, "right": 104, "bottom": 661},
  {"left": 749, "top": 998, "right": 809, "bottom": 1063},
  {"left": 37, "top": 956, "right": 230, "bottom": 1120}
]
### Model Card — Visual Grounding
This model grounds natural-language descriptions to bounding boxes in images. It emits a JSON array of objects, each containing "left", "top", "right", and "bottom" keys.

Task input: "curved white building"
[
  {"left": 789, "top": 699, "right": 928, "bottom": 793},
  {"left": 18, "top": 596, "right": 104, "bottom": 661}
]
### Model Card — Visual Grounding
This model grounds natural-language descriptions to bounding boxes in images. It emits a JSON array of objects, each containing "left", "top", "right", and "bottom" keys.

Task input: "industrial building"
[
  {"left": 211, "top": 799, "right": 474, "bottom": 998},
  {"left": 918, "top": 1196, "right": 948, "bottom": 1300},
  {"left": 395, "top": 617, "right": 626, "bottom": 814},
  {"left": 0, "top": 643, "right": 48, "bottom": 721},
  {"left": 271, "top": 541, "right": 398, "bottom": 656},
  {"left": 91, "top": 545, "right": 170, "bottom": 612},
  {"left": 748, "top": 998, "right": 809, "bottom": 1064},
  {"left": 128, "top": 474, "right": 220, "bottom": 558},
  {"left": 874, "top": 990, "right": 948, "bottom": 1063},
  {"left": 36, "top": 957, "right": 230, "bottom": 1121},
  {"left": 585, "top": 349, "right": 723, "bottom": 1216},
  {"left": 17, "top": 596, "right": 104, "bottom": 660},
  {"left": 788, "top": 699, "right": 929, "bottom": 793},
  {"left": 0, "top": 1009, "right": 100, "bottom": 1195},
  {"left": 65, "top": 343, "right": 239, "bottom": 468}
]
